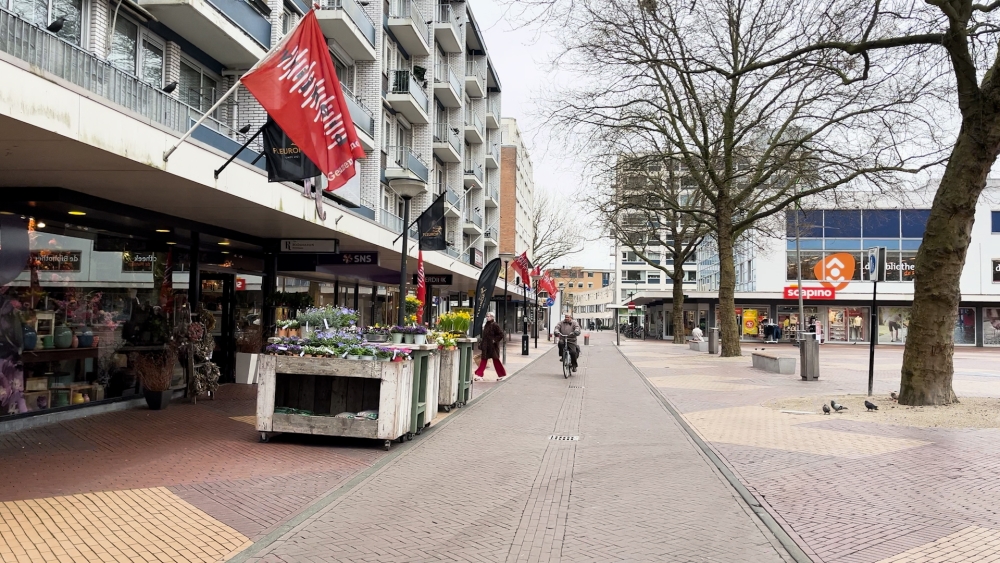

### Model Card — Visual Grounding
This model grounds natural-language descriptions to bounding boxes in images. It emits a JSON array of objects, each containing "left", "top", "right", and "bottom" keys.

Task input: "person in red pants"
[{"left": 475, "top": 312, "right": 507, "bottom": 380}]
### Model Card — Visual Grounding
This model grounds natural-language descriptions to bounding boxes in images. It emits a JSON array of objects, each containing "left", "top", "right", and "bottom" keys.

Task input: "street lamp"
[
  {"left": 390, "top": 179, "right": 426, "bottom": 326},
  {"left": 531, "top": 270, "right": 544, "bottom": 349},
  {"left": 499, "top": 252, "right": 515, "bottom": 363}
]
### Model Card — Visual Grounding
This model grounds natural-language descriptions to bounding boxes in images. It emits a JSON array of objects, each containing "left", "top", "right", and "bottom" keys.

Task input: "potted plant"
[
  {"left": 286, "top": 319, "right": 300, "bottom": 338},
  {"left": 402, "top": 326, "right": 415, "bottom": 344},
  {"left": 122, "top": 303, "right": 178, "bottom": 410},
  {"left": 375, "top": 346, "right": 394, "bottom": 361},
  {"left": 360, "top": 346, "right": 376, "bottom": 361},
  {"left": 346, "top": 345, "right": 364, "bottom": 360},
  {"left": 412, "top": 325, "right": 428, "bottom": 345},
  {"left": 134, "top": 347, "right": 176, "bottom": 410},
  {"left": 390, "top": 326, "right": 405, "bottom": 344}
]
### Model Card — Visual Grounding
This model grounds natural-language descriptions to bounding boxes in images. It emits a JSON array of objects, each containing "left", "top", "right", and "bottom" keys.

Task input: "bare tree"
[
  {"left": 533, "top": 0, "right": 941, "bottom": 357},
  {"left": 591, "top": 152, "right": 712, "bottom": 343},
  {"left": 531, "top": 191, "right": 584, "bottom": 271}
]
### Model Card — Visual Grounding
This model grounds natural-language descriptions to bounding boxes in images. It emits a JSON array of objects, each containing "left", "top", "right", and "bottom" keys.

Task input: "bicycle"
[{"left": 557, "top": 334, "right": 573, "bottom": 378}]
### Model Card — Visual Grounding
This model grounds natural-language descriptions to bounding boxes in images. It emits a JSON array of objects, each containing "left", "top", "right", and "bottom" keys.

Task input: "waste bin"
[
  {"left": 708, "top": 327, "right": 720, "bottom": 355},
  {"left": 800, "top": 334, "right": 820, "bottom": 380},
  {"left": 584, "top": 334, "right": 590, "bottom": 346}
]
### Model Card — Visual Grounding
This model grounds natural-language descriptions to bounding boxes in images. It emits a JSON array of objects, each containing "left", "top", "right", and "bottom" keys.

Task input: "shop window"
[
  {"left": 956, "top": 308, "right": 976, "bottom": 345},
  {"left": 863, "top": 210, "right": 900, "bottom": 238},
  {"left": 901, "top": 210, "right": 930, "bottom": 238},
  {"left": 993, "top": 211, "right": 1000, "bottom": 233},
  {"left": 786, "top": 251, "right": 823, "bottom": 280},
  {"left": 11, "top": 0, "right": 83, "bottom": 45},
  {"left": 878, "top": 307, "right": 911, "bottom": 344},
  {"left": 985, "top": 308, "right": 1000, "bottom": 346},
  {"left": 786, "top": 210, "right": 823, "bottom": 238},
  {"left": 824, "top": 210, "right": 861, "bottom": 238},
  {"left": 824, "top": 238, "right": 862, "bottom": 250}
]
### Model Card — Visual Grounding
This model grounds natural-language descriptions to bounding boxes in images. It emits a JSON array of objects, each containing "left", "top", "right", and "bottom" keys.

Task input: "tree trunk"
[
  {"left": 716, "top": 211, "right": 741, "bottom": 357},
  {"left": 900, "top": 115, "right": 998, "bottom": 405},
  {"left": 672, "top": 274, "right": 686, "bottom": 344}
]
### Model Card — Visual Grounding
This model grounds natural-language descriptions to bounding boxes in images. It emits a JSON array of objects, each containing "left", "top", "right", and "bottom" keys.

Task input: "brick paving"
[
  {"left": 238, "top": 334, "right": 791, "bottom": 563},
  {"left": 617, "top": 337, "right": 1000, "bottom": 563}
]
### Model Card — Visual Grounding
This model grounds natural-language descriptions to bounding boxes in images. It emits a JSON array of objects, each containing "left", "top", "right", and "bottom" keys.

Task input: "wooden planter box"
[
  {"left": 438, "top": 348, "right": 460, "bottom": 409},
  {"left": 255, "top": 355, "right": 413, "bottom": 449}
]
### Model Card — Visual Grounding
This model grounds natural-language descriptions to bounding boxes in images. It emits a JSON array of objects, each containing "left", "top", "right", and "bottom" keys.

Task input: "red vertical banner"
[{"left": 416, "top": 250, "right": 426, "bottom": 324}]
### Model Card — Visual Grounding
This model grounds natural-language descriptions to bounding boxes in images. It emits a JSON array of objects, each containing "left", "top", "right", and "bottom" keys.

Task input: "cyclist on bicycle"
[{"left": 554, "top": 313, "right": 581, "bottom": 372}]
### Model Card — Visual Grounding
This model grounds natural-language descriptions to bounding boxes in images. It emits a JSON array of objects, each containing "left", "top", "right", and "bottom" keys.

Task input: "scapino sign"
[{"left": 784, "top": 286, "right": 837, "bottom": 300}]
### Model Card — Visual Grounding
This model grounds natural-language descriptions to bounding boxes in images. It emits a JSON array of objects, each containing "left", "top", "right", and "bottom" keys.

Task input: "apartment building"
[
  {"left": 570, "top": 286, "right": 616, "bottom": 329},
  {"left": 499, "top": 118, "right": 535, "bottom": 262},
  {"left": 0, "top": 0, "right": 508, "bottom": 420}
]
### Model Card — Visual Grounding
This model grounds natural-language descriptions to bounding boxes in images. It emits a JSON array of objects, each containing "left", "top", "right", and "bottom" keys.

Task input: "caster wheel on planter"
[
  {"left": 406, "top": 433, "right": 413, "bottom": 441},
  {"left": 259, "top": 433, "right": 269, "bottom": 443},
  {"left": 443, "top": 405, "right": 451, "bottom": 413},
  {"left": 384, "top": 440, "right": 391, "bottom": 451},
  {"left": 399, "top": 436, "right": 406, "bottom": 444}
]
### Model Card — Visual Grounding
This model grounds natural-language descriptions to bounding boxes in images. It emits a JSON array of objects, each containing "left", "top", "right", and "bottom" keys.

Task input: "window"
[
  {"left": 824, "top": 210, "right": 861, "bottom": 238},
  {"left": 863, "top": 210, "right": 900, "bottom": 237},
  {"left": 332, "top": 54, "right": 355, "bottom": 93},
  {"left": 382, "top": 118, "right": 391, "bottom": 151},
  {"left": 624, "top": 270, "right": 642, "bottom": 281},
  {"left": 901, "top": 210, "right": 930, "bottom": 238},
  {"left": 107, "top": 14, "right": 165, "bottom": 87},
  {"left": 281, "top": 7, "right": 293, "bottom": 35},
  {"left": 647, "top": 274, "right": 660, "bottom": 284},
  {"left": 786, "top": 210, "right": 823, "bottom": 238},
  {"left": 578, "top": 283, "right": 584, "bottom": 288},
  {"left": 588, "top": 283, "right": 593, "bottom": 288},
  {"left": 558, "top": 282, "right": 565, "bottom": 288},
  {"left": 588, "top": 272, "right": 594, "bottom": 277},
  {"left": 992, "top": 211, "right": 1000, "bottom": 233},
  {"left": 11, "top": 0, "right": 84, "bottom": 45},
  {"left": 179, "top": 60, "right": 220, "bottom": 117},
  {"left": 686, "top": 271, "right": 697, "bottom": 282}
]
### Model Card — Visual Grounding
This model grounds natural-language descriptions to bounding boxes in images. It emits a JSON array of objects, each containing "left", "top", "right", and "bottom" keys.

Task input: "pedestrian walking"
[{"left": 475, "top": 312, "right": 507, "bottom": 380}]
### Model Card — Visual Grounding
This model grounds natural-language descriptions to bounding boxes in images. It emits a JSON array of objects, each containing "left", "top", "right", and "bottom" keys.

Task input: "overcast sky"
[{"left": 470, "top": 0, "right": 616, "bottom": 271}]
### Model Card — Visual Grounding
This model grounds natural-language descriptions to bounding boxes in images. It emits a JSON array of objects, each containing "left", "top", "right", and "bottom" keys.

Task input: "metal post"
[
  {"left": 795, "top": 202, "right": 805, "bottom": 346},
  {"left": 370, "top": 284, "right": 377, "bottom": 327},
  {"left": 333, "top": 280, "right": 340, "bottom": 307},
  {"left": 502, "top": 260, "right": 509, "bottom": 363},
  {"left": 522, "top": 280, "right": 529, "bottom": 355},
  {"left": 868, "top": 279, "right": 878, "bottom": 396},
  {"left": 397, "top": 196, "right": 412, "bottom": 326},
  {"left": 188, "top": 231, "right": 201, "bottom": 308},
  {"left": 262, "top": 248, "right": 276, "bottom": 342},
  {"left": 533, "top": 279, "right": 538, "bottom": 348},
  {"left": 353, "top": 281, "right": 359, "bottom": 311}
]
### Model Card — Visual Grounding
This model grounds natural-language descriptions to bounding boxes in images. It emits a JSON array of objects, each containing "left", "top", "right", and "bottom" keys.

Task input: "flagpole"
[{"left": 162, "top": 7, "right": 308, "bottom": 163}]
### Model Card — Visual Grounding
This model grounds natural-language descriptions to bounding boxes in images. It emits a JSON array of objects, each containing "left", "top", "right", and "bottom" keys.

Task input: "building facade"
[
  {"left": 571, "top": 286, "right": 617, "bottom": 329},
  {"left": 499, "top": 118, "right": 535, "bottom": 261},
  {"left": 0, "top": 0, "right": 510, "bottom": 421},
  {"left": 628, "top": 181, "right": 1000, "bottom": 346}
]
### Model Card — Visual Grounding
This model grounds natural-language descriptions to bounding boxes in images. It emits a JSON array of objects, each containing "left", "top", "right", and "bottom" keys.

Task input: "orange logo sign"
[{"left": 813, "top": 253, "right": 856, "bottom": 291}]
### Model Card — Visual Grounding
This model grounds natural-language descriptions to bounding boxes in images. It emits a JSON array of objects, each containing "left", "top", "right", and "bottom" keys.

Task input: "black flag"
[
  {"left": 261, "top": 117, "right": 321, "bottom": 183},
  {"left": 419, "top": 193, "right": 447, "bottom": 251},
  {"left": 472, "top": 258, "right": 502, "bottom": 338}
]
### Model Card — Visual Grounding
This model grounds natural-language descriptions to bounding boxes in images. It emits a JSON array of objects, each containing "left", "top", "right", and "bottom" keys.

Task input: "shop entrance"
[{"left": 201, "top": 274, "right": 236, "bottom": 383}]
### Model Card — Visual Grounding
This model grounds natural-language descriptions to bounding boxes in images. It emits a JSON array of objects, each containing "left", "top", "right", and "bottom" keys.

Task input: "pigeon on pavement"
[
  {"left": 865, "top": 400, "right": 878, "bottom": 411},
  {"left": 822, "top": 404, "right": 831, "bottom": 415},
  {"left": 831, "top": 400, "right": 847, "bottom": 412},
  {"left": 890, "top": 391, "right": 898, "bottom": 401}
]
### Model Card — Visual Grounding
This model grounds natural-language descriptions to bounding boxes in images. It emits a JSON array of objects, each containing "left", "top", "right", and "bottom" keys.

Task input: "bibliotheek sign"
[{"left": 784, "top": 286, "right": 837, "bottom": 300}]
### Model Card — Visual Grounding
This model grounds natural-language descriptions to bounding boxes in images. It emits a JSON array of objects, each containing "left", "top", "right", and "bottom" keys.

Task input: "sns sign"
[
  {"left": 333, "top": 252, "right": 378, "bottom": 265},
  {"left": 813, "top": 252, "right": 856, "bottom": 291},
  {"left": 867, "top": 247, "right": 887, "bottom": 282}
]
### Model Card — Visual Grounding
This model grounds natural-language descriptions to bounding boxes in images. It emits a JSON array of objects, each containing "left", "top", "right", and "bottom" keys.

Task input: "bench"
[
  {"left": 688, "top": 341, "right": 708, "bottom": 352},
  {"left": 751, "top": 352, "right": 796, "bottom": 375}
]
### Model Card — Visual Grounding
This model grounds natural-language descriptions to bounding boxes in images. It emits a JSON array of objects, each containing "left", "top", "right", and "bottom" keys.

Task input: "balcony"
[
  {"left": 484, "top": 226, "right": 498, "bottom": 246},
  {"left": 138, "top": 0, "right": 268, "bottom": 66},
  {"left": 0, "top": 7, "right": 264, "bottom": 164},
  {"left": 433, "top": 123, "right": 462, "bottom": 163},
  {"left": 485, "top": 142, "right": 499, "bottom": 169},
  {"left": 316, "top": 0, "right": 377, "bottom": 61},
  {"left": 485, "top": 184, "right": 499, "bottom": 207},
  {"left": 433, "top": 64, "right": 462, "bottom": 108},
  {"left": 388, "top": 0, "right": 430, "bottom": 56},
  {"left": 465, "top": 60, "right": 486, "bottom": 98},
  {"left": 444, "top": 245, "right": 461, "bottom": 259},
  {"left": 434, "top": 4, "right": 462, "bottom": 53},
  {"left": 385, "top": 145, "right": 429, "bottom": 194},
  {"left": 342, "top": 84, "right": 375, "bottom": 151},
  {"left": 464, "top": 111, "right": 484, "bottom": 144},
  {"left": 464, "top": 162, "right": 484, "bottom": 189},
  {"left": 463, "top": 209, "right": 483, "bottom": 234},
  {"left": 387, "top": 70, "right": 429, "bottom": 124},
  {"left": 379, "top": 209, "right": 404, "bottom": 233},
  {"left": 486, "top": 99, "right": 500, "bottom": 129},
  {"left": 444, "top": 185, "right": 462, "bottom": 217}
]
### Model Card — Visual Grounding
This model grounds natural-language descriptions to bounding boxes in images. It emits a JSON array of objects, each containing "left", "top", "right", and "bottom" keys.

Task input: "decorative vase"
[
  {"left": 77, "top": 329, "right": 94, "bottom": 348},
  {"left": 391, "top": 333, "right": 404, "bottom": 344},
  {"left": 289, "top": 328, "right": 299, "bottom": 338},
  {"left": 54, "top": 325, "right": 73, "bottom": 349},
  {"left": 22, "top": 326, "right": 37, "bottom": 351},
  {"left": 413, "top": 334, "right": 426, "bottom": 345},
  {"left": 71, "top": 391, "right": 85, "bottom": 405},
  {"left": 143, "top": 388, "right": 172, "bottom": 410},
  {"left": 404, "top": 334, "right": 415, "bottom": 344},
  {"left": 40, "top": 335, "right": 53, "bottom": 349},
  {"left": 71, "top": 334, "right": 79, "bottom": 348}
]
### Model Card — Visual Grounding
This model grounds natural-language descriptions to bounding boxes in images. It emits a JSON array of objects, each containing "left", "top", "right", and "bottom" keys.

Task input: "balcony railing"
[
  {"left": 434, "top": 63, "right": 462, "bottom": 95},
  {"left": 341, "top": 83, "right": 375, "bottom": 137},
  {"left": 465, "top": 162, "right": 484, "bottom": 182},
  {"left": 487, "top": 98, "right": 500, "bottom": 118},
  {"left": 488, "top": 142, "right": 499, "bottom": 162},
  {"left": 487, "top": 184, "right": 499, "bottom": 202},
  {"left": 389, "top": 0, "right": 428, "bottom": 45},
  {"left": 436, "top": 4, "right": 459, "bottom": 37},
  {"left": 465, "top": 111, "right": 484, "bottom": 136},
  {"left": 390, "top": 69, "right": 429, "bottom": 113},
  {"left": 321, "top": 0, "right": 376, "bottom": 47},
  {"left": 206, "top": 0, "right": 271, "bottom": 48},
  {"left": 387, "top": 145, "right": 429, "bottom": 182},
  {"left": 434, "top": 122, "right": 462, "bottom": 153},
  {"left": 466, "top": 60, "right": 484, "bottom": 81},
  {"left": 0, "top": 7, "right": 254, "bottom": 150},
  {"left": 445, "top": 245, "right": 461, "bottom": 259},
  {"left": 380, "top": 209, "right": 404, "bottom": 233},
  {"left": 485, "top": 226, "right": 497, "bottom": 240},
  {"left": 445, "top": 185, "right": 461, "bottom": 207},
  {"left": 466, "top": 209, "right": 483, "bottom": 228}
]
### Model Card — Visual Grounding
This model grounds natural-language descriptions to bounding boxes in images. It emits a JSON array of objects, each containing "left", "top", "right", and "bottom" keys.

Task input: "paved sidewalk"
[
  {"left": 235, "top": 333, "right": 791, "bottom": 563},
  {"left": 617, "top": 337, "right": 1000, "bottom": 563}
]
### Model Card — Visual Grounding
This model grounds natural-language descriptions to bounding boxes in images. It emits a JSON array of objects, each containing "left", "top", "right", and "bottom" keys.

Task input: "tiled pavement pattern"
[
  {"left": 241, "top": 334, "right": 790, "bottom": 563},
  {"left": 618, "top": 338, "right": 1000, "bottom": 563}
]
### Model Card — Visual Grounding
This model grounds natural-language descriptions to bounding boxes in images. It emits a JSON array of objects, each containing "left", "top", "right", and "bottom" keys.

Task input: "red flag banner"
[
  {"left": 512, "top": 252, "right": 532, "bottom": 287},
  {"left": 540, "top": 271, "right": 558, "bottom": 296},
  {"left": 416, "top": 250, "right": 426, "bottom": 324},
  {"left": 240, "top": 11, "right": 365, "bottom": 191}
]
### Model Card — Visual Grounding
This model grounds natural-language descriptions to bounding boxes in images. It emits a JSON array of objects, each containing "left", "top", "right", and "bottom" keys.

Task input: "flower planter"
[
  {"left": 346, "top": 355, "right": 360, "bottom": 360},
  {"left": 143, "top": 388, "right": 172, "bottom": 410},
  {"left": 404, "top": 334, "right": 415, "bottom": 344},
  {"left": 361, "top": 355, "right": 375, "bottom": 361},
  {"left": 391, "top": 333, "right": 404, "bottom": 344},
  {"left": 413, "top": 334, "right": 427, "bottom": 345},
  {"left": 277, "top": 328, "right": 289, "bottom": 338}
]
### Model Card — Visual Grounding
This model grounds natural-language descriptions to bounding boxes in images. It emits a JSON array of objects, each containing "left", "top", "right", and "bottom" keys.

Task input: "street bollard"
[{"left": 584, "top": 334, "right": 590, "bottom": 346}]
